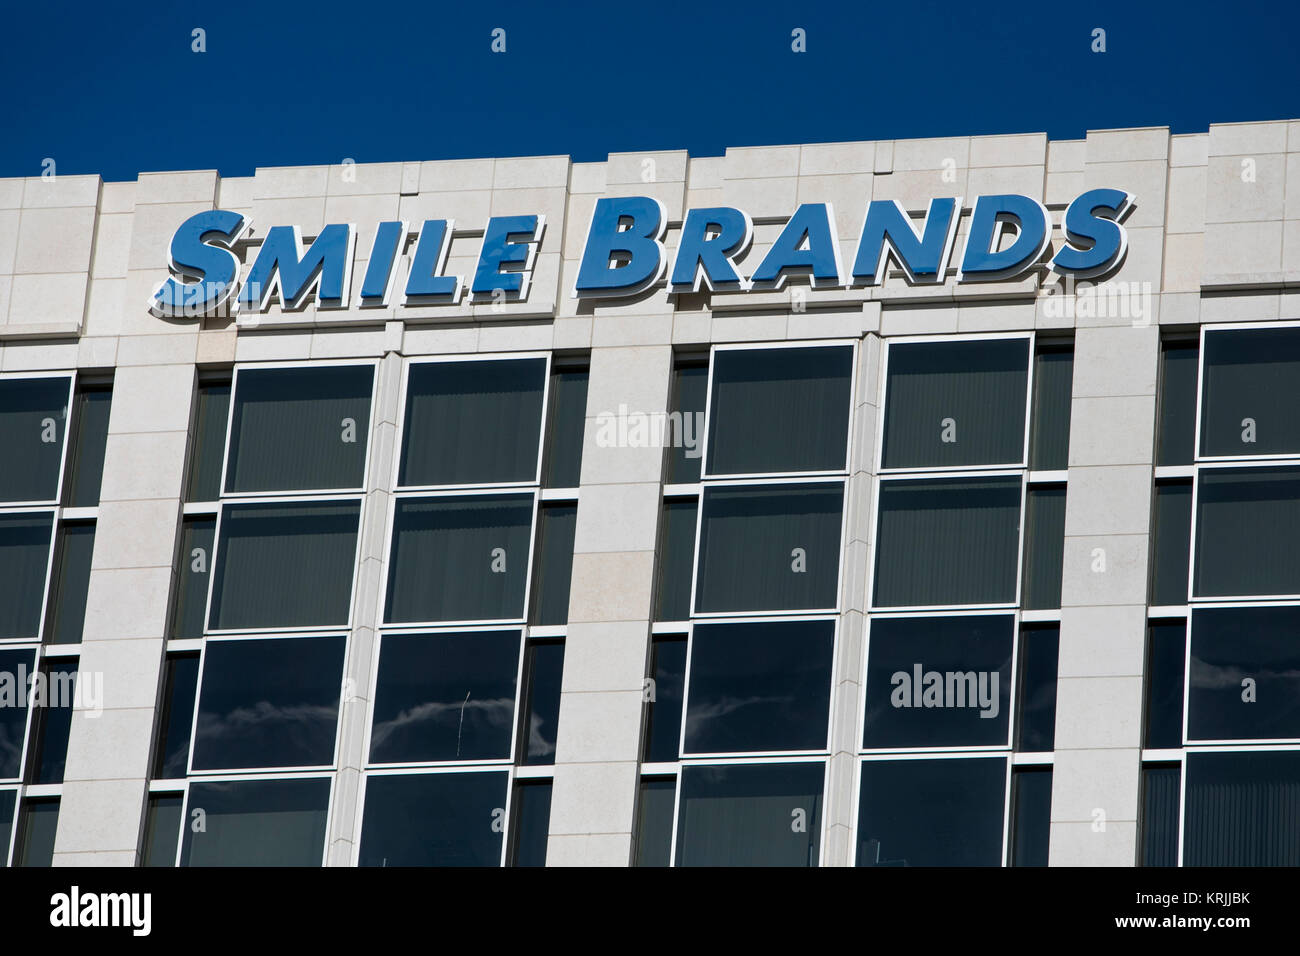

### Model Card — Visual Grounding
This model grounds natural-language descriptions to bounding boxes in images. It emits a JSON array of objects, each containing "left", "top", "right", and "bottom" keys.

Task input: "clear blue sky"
[{"left": 3, "top": 0, "right": 1297, "bottom": 182}]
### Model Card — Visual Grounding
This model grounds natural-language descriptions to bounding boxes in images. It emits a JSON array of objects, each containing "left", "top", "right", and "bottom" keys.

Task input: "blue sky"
[{"left": 2, "top": 0, "right": 1297, "bottom": 182}]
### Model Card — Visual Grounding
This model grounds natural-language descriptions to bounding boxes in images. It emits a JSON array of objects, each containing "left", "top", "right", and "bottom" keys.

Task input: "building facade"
[{"left": 0, "top": 120, "right": 1298, "bottom": 866}]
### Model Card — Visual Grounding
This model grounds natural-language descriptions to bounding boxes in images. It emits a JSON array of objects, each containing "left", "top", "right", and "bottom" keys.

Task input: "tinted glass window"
[
  {"left": 874, "top": 477, "right": 1021, "bottom": 608},
  {"left": 386, "top": 495, "right": 532, "bottom": 624},
  {"left": 45, "top": 522, "right": 94, "bottom": 645},
  {"left": 14, "top": 798, "right": 58, "bottom": 867},
  {"left": 169, "top": 517, "right": 215, "bottom": 640},
  {"left": 1157, "top": 342, "right": 1197, "bottom": 466},
  {"left": 634, "top": 777, "right": 676, "bottom": 867},
  {"left": 29, "top": 665, "right": 75, "bottom": 784},
  {"left": 706, "top": 346, "right": 853, "bottom": 476},
  {"left": 152, "top": 655, "right": 199, "bottom": 779},
  {"left": 541, "top": 366, "right": 588, "bottom": 488},
  {"left": 0, "top": 377, "right": 68, "bottom": 502},
  {"left": 1193, "top": 467, "right": 1300, "bottom": 598},
  {"left": 142, "top": 794, "right": 183, "bottom": 867},
  {"left": 226, "top": 365, "right": 373, "bottom": 493},
  {"left": 685, "top": 620, "right": 834, "bottom": 754},
  {"left": 508, "top": 780, "right": 552, "bottom": 867},
  {"left": 370, "top": 630, "right": 519, "bottom": 764},
  {"left": 1189, "top": 606, "right": 1300, "bottom": 741},
  {"left": 358, "top": 771, "right": 506, "bottom": 867},
  {"left": 1149, "top": 481, "right": 1192, "bottom": 606},
  {"left": 1200, "top": 327, "right": 1300, "bottom": 457},
  {"left": 665, "top": 361, "right": 707, "bottom": 483},
  {"left": 529, "top": 503, "right": 576, "bottom": 626},
  {"left": 653, "top": 498, "right": 697, "bottom": 622},
  {"left": 0, "top": 649, "right": 36, "bottom": 779},
  {"left": 643, "top": 637, "right": 686, "bottom": 763},
  {"left": 676, "top": 762, "right": 823, "bottom": 867},
  {"left": 0, "top": 513, "right": 53, "bottom": 640},
  {"left": 1144, "top": 622, "right": 1186, "bottom": 750},
  {"left": 1140, "top": 763, "right": 1180, "bottom": 867},
  {"left": 864, "top": 616, "right": 1012, "bottom": 749},
  {"left": 520, "top": 641, "right": 564, "bottom": 765},
  {"left": 1021, "top": 485, "right": 1065, "bottom": 610},
  {"left": 186, "top": 379, "right": 230, "bottom": 502},
  {"left": 883, "top": 338, "right": 1029, "bottom": 469},
  {"left": 857, "top": 757, "right": 1006, "bottom": 867},
  {"left": 0, "top": 789, "right": 13, "bottom": 864},
  {"left": 1010, "top": 766, "right": 1052, "bottom": 866},
  {"left": 1016, "top": 625, "right": 1059, "bottom": 753},
  {"left": 209, "top": 501, "right": 359, "bottom": 630},
  {"left": 695, "top": 483, "right": 843, "bottom": 613},
  {"left": 64, "top": 385, "right": 112, "bottom": 507},
  {"left": 181, "top": 778, "right": 330, "bottom": 867},
  {"left": 192, "top": 636, "right": 344, "bottom": 771},
  {"left": 1184, "top": 750, "right": 1300, "bottom": 866},
  {"left": 1028, "top": 346, "right": 1073, "bottom": 471},
  {"left": 400, "top": 358, "right": 545, "bottom": 486}
]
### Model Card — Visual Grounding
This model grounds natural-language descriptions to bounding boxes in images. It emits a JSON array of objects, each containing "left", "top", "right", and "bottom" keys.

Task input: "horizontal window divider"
[
  {"left": 394, "top": 481, "right": 541, "bottom": 496},
  {"left": 216, "top": 491, "right": 366, "bottom": 504},
  {"left": 662, "top": 483, "right": 701, "bottom": 498},
  {"left": 1195, "top": 454, "right": 1300, "bottom": 466},
  {"left": 1019, "top": 609, "right": 1061, "bottom": 623},
  {"left": 877, "top": 468, "right": 1026, "bottom": 483},
  {"left": 165, "top": 639, "right": 204, "bottom": 653},
  {"left": 377, "top": 623, "right": 526, "bottom": 637},
  {"left": 181, "top": 502, "right": 220, "bottom": 516},
  {"left": 365, "top": 759, "right": 514, "bottom": 772},
  {"left": 361, "top": 765, "right": 508, "bottom": 779},
  {"left": 147, "top": 780, "right": 187, "bottom": 793},
  {"left": 701, "top": 471, "right": 849, "bottom": 485},
  {"left": 38, "top": 645, "right": 80, "bottom": 660},
  {"left": 869, "top": 602, "right": 1020, "bottom": 615},
  {"left": 1185, "top": 736, "right": 1300, "bottom": 748},
  {"left": 1190, "top": 593, "right": 1300, "bottom": 605},
  {"left": 57, "top": 506, "right": 97, "bottom": 522},
  {"left": 525, "top": 625, "right": 565, "bottom": 639},
  {"left": 1140, "top": 749, "right": 1184, "bottom": 763},
  {"left": 185, "top": 765, "right": 337, "bottom": 778},
  {"left": 1011, "top": 752, "right": 1055, "bottom": 766},
  {"left": 1153, "top": 466, "right": 1194, "bottom": 480},
  {"left": 859, "top": 744, "right": 1013, "bottom": 758},
  {"left": 691, "top": 608, "right": 842, "bottom": 621},
  {"left": 680, "top": 750, "right": 829, "bottom": 763},
  {"left": 512, "top": 766, "right": 556, "bottom": 780},
  {"left": 22, "top": 784, "right": 61, "bottom": 799},
  {"left": 203, "top": 626, "right": 354, "bottom": 639},
  {"left": 639, "top": 762, "right": 680, "bottom": 776},
  {"left": 539, "top": 488, "right": 579, "bottom": 502},
  {"left": 1147, "top": 605, "right": 1190, "bottom": 619},
  {"left": 859, "top": 750, "right": 1010, "bottom": 762},
  {"left": 1176, "top": 742, "right": 1300, "bottom": 755},
  {"left": 651, "top": 621, "right": 690, "bottom": 634},
  {"left": 0, "top": 501, "right": 60, "bottom": 512},
  {"left": 381, "top": 617, "right": 528, "bottom": 631},
  {"left": 1027, "top": 470, "right": 1069, "bottom": 484},
  {"left": 879, "top": 462, "right": 1029, "bottom": 478}
]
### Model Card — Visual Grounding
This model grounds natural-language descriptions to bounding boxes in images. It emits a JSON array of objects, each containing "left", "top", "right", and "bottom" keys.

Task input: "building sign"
[{"left": 151, "top": 188, "right": 1133, "bottom": 318}]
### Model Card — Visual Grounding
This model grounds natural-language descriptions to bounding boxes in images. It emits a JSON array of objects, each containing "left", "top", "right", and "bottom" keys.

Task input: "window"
[
  {"left": 225, "top": 365, "right": 373, "bottom": 493},
  {"left": 865, "top": 334, "right": 1071, "bottom": 867},
  {"left": 191, "top": 636, "right": 344, "bottom": 771},
  {"left": 1183, "top": 750, "right": 1300, "bottom": 866},
  {"left": 13, "top": 798, "right": 59, "bottom": 867},
  {"left": 675, "top": 762, "right": 824, "bottom": 867},
  {"left": 863, "top": 615, "right": 1013, "bottom": 750},
  {"left": 369, "top": 630, "right": 519, "bottom": 764},
  {"left": 1188, "top": 607, "right": 1300, "bottom": 742},
  {"left": 180, "top": 777, "right": 331, "bottom": 867},
  {"left": 0, "top": 376, "right": 69, "bottom": 503},
  {"left": 705, "top": 345, "right": 852, "bottom": 476},
  {"left": 695, "top": 483, "right": 843, "bottom": 613},
  {"left": 1193, "top": 466, "right": 1300, "bottom": 598},
  {"left": 1149, "top": 481, "right": 1192, "bottom": 606},
  {"left": 1142, "top": 621, "right": 1186, "bottom": 750},
  {"left": 856, "top": 757, "right": 1007, "bottom": 866},
  {"left": 385, "top": 495, "right": 532, "bottom": 624},
  {"left": 651, "top": 342, "right": 853, "bottom": 866},
  {"left": 1139, "top": 763, "right": 1180, "bottom": 867},
  {"left": 684, "top": 621, "right": 834, "bottom": 755},
  {"left": 358, "top": 353, "right": 582, "bottom": 867},
  {"left": 882, "top": 338, "right": 1029, "bottom": 469},
  {"left": 873, "top": 476, "right": 1022, "bottom": 608},
  {"left": 357, "top": 771, "right": 506, "bottom": 867},
  {"left": 1200, "top": 326, "right": 1300, "bottom": 458}
]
